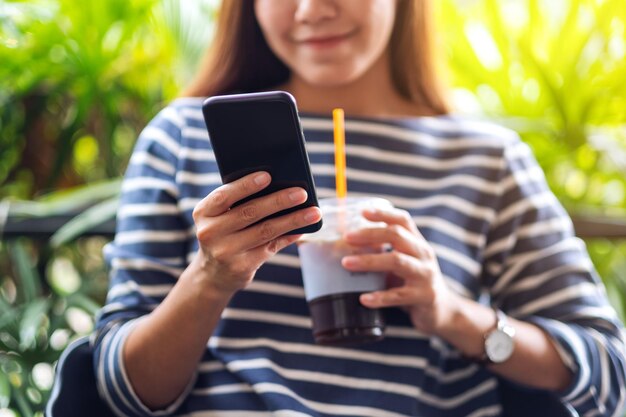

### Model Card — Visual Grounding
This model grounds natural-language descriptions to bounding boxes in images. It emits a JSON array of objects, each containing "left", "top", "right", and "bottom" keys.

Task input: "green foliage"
[
  {"left": 438, "top": 0, "right": 626, "bottom": 320},
  {"left": 0, "top": 0, "right": 215, "bottom": 199},
  {"left": 1, "top": 0, "right": 626, "bottom": 415},
  {"left": 439, "top": 0, "right": 626, "bottom": 211},
  {"left": 0, "top": 180, "right": 117, "bottom": 415},
  {"left": 0, "top": 1, "right": 215, "bottom": 414},
  {"left": 0, "top": 237, "right": 109, "bottom": 416}
]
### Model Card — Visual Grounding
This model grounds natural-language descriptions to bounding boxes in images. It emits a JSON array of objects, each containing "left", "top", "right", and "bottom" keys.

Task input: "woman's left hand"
[{"left": 341, "top": 207, "right": 462, "bottom": 336}]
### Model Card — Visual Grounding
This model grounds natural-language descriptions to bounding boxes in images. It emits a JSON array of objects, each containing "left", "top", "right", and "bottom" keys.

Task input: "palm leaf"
[
  {"left": 18, "top": 298, "right": 50, "bottom": 350},
  {"left": 50, "top": 196, "right": 119, "bottom": 248},
  {"left": 7, "top": 241, "right": 41, "bottom": 303},
  {"left": 6, "top": 178, "right": 121, "bottom": 218}
]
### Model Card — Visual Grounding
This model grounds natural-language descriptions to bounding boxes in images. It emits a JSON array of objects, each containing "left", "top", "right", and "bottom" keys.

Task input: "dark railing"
[
  {"left": 570, "top": 215, "right": 626, "bottom": 239},
  {"left": 1, "top": 212, "right": 116, "bottom": 240},
  {"left": 1, "top": 210, "right": 626, "bottom": 241}
]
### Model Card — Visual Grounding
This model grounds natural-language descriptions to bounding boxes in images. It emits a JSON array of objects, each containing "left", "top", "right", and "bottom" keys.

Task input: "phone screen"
[{"left": 202, "top": 92, "right": 321, "bottom": 234}]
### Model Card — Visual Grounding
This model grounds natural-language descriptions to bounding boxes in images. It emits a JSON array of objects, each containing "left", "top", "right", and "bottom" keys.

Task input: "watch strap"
[
  {"left": 465, "top": 307, "right": 513, "bottom": 365},
  {"left": 495, "top": 308, "right": 508, "bottom": 331}
]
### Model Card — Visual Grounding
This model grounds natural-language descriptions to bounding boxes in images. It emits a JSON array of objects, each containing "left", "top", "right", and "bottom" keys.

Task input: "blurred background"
[{"left": 0, "top": 0, "right": 625, "bottom": 415}]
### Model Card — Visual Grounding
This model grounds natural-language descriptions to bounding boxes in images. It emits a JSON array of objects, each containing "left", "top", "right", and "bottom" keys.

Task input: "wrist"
[
  {"left": 479, "top": 309, "right": 516, "bottom": 364},
  {"left": 182, "top": 255, "right": 238, "bottom": 303},
  {"left": 438, "top": 297, "right": 496, "bottom": 358}
]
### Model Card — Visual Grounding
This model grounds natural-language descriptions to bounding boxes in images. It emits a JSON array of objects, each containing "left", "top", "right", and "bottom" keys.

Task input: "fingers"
[
  {"left": 345, "top": 225, "right": 423, "bottom": 258},
  {"left": 345, "top": 207, "right": 434, "bottom": 261},
  {"left": 199, "top": 202, "right": 320, "bottom": 254},
  {"left": 359, "top": 286, "right": 435, "bottom": 309},
  {"left": 234, "top": 206, "right": 321, "bottom": 251},
  {"left": 345, "top": 226, "right": 434, "bottom": 261},
  {"left": 194, "top": 170, "right": 313, "bottom": 236},
  {"left": 342, "top": 251, "right": 432, "bottom": 283},
  {"left": 202, "top": 186, "right": 307, "bottom": 236},
  {"left": 229, "top": 233, "right": 304, "bottom": 277},
  {"left": 259, "top": 233, "right": 302, "bottom": 257},
  {"left": 194, "top": 171, "right": 271, "bottom": 218},
  {"left": 195, "top": 206, "right": 319, "bottom": 283},
  {"left": 230, "top": 187, "right": 308, "bottom": 228},
  {"left": 362, "top": 207, "right": 419, "bottom": 235}
]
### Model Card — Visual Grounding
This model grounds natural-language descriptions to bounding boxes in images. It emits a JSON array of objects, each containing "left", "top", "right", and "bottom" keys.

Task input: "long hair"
[{"left": 182, "top": 0, "right": 449, "bottom": 115}]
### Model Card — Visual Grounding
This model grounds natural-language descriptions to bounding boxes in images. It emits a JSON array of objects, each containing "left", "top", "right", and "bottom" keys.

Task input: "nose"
[{"left": 295, "top": 0, "right": 338, "bottom": 24}]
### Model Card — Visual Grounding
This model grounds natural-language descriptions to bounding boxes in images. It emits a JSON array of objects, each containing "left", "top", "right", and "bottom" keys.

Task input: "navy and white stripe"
[{"left": 94, "top": 97, "right": 626, "bottom": 416}]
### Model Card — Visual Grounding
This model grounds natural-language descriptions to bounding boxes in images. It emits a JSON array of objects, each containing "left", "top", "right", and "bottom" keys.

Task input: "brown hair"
[{"left": 182, "top": 0, "right": 449, "bottom": 115}]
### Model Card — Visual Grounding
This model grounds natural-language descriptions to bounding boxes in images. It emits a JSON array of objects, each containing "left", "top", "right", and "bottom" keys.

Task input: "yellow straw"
[{"left": 333, "top": 108, "right": 347, "bottom": 199}]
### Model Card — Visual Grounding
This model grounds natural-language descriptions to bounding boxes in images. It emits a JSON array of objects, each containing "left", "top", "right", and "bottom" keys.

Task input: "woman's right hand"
[{"left": 192, "top": 171, "right": 322, "bottom": 295}]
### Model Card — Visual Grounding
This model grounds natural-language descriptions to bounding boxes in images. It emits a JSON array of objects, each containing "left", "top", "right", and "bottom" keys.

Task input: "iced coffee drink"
[{"left": 298, "top": 197, "right": 392, "bottom": 346}]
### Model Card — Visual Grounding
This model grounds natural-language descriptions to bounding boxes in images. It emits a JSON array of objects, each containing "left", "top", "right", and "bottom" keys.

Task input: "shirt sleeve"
[
  {"left": 482, "top": 137, "right": 626, "bottom": 416},
  {"left": 92, "top": 105, "right": 195, "bottom": 417}
]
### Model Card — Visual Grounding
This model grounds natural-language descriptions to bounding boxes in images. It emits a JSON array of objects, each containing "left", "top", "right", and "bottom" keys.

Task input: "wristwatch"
[{"left": 480, "top": 308, "right": 516, "bottom": 364}]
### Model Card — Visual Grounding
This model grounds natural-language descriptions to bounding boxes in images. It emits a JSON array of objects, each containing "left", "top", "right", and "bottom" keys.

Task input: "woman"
[{"left": 94, "top": 1, "right": 626, "bottom": 416}]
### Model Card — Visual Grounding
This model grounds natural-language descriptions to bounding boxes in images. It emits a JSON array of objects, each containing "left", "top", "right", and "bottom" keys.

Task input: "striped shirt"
[{"left": 94, "top": 97, "right": 626, "bottom": 417}]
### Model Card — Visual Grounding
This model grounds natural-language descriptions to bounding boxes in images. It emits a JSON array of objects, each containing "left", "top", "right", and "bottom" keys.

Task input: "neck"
[{"left": 281, "top": 53, "right": 428, "bottom": 118}]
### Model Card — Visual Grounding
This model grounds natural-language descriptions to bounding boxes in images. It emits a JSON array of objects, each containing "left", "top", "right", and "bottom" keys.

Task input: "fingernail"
[
  {"left": 304, "top": 208, "right": 320, "bottom": 222},
  {"left": 342, "top": 256, "right": 359, "bottom": 266},
  {"left": 290, "top": 189, "right": 307, "bottom": 202},
  {"left": 254, "top": 172, "right": 270, "bottom": 186},
  {"left": 361, "top": 293, "right": 375, "bottom": 303},
  {"left": 363, "top": 208, "right": 377, "bottom": 216}
]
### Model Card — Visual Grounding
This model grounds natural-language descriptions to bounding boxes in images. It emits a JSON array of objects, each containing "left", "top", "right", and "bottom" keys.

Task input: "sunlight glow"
[{"left": 464, "top": 22, "right": 503, "bottom": 71}]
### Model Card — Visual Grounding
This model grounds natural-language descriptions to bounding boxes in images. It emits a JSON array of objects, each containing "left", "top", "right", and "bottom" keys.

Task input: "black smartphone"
[{"left": 202, "top": 91, "right": 322, "bottom": 235}]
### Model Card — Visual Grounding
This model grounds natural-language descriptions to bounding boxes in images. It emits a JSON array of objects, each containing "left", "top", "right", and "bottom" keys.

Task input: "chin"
[{"left": 300, "top": 68, "right": 363, "bottom": 89}]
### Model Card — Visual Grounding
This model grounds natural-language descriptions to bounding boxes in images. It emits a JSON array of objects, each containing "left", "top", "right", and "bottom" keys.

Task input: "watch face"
[{"left": 485, "top": 330, "right": 514, "bottom": 363}]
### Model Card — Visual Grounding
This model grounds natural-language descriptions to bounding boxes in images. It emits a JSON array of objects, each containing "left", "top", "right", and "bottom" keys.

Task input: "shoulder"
[
  {"left": 140, "top": 97, "right": 208, "bottom": 145},
  {"left": 131, "top": 97, "right": 208, "bottom": 163},
  {"left": 426, "top": 116, "right": 541, "bottom": 175},
  {"left": 167, "top": 96, "right": 206, "bottom": 117},
  {"left": 328, "top": 113, "right": 524, "bottom": 156},
  {"left": 156, "top": 96, "right": 206, "bottom": 131},
  {"left": 402, "top": 114, "right": 522, "bottom": 148}
]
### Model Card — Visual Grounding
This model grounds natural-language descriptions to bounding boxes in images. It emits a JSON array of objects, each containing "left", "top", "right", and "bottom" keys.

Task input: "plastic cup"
[{"left": 298, "top": 197, "right": 392, "bottom": 346}]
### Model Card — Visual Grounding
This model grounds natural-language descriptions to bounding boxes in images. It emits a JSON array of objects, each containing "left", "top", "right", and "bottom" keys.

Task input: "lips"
[{"left": 296, "top": 30, "right": 356, "bottom": 48}]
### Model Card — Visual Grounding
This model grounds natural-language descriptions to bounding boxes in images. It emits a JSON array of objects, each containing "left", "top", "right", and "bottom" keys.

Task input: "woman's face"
[{"left": 254, "top": 0, "right": 397, "bottom": 87}]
